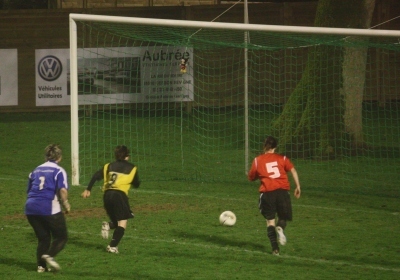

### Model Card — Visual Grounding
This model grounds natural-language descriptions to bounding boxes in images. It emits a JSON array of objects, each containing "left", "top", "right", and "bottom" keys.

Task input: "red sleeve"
[
  {"left": 283, "top": 156, "right": 294, "bottom": 172},
  {"left": 247, "top": 158, "right": 258, "bottom": 181}
]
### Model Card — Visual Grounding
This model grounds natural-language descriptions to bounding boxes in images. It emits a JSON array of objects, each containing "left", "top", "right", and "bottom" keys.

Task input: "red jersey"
[{"left": 248, "top": 153, "right": 294, "bottom": 193}]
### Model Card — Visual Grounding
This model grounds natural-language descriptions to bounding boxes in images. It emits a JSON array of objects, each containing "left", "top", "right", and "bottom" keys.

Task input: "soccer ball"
[{"left": 219, "top": 211, "right": 236, "bottom": 226}]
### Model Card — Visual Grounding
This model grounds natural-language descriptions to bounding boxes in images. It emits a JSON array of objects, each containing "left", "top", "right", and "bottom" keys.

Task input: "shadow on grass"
[
  {"left": 173, "top": 229, "right": 266, "bottom": 252},
  {"left": 68, "top": 267, "right": 169, "bottom": 280},
  {"left": 0, "top": 256, "right": 170, "bottom": 280},
  {"left": 67, "top": 235, "right": 106, "bottom": 251},
  {"left": 0, "top": 256, "right": 35, "bottom": 272}
]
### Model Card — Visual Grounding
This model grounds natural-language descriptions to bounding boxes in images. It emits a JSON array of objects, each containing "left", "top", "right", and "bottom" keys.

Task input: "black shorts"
[
  {"left": 27, "top": 212, "right": 68, "bottom": 240},
  {"left": 103, "top": 190, "right": 134, "bottom": 224},
  {"left": 259, "top": 189, "right": 292, "bottom": 221}
]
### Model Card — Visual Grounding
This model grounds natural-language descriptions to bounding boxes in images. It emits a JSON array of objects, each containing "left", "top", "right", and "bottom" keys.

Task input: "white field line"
[
  {"left": 1, "top": 177, "right": 399, "bottom": 216},
  {"left": 135, "top": 189, "right": 400, "bottom": 216},
  {"left": 2, "top": 225, "right": 400, "bottom": 273},
  {"left": 0, "top": 177, "right": 26, "bottom": 181}
]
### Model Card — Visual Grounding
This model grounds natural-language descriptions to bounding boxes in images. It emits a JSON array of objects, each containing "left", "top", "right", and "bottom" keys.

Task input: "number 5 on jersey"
[{"left": 266, "top": 161, "right": 281, "bottom": 178}]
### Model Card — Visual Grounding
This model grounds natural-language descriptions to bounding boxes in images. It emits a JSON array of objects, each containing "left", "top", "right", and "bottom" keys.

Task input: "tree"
[
  {"left": 272, "top": 0, "right": 376, "bottom": 159},
  {"left": 342, "top": 0, "right": 376, "bottom": 147}
]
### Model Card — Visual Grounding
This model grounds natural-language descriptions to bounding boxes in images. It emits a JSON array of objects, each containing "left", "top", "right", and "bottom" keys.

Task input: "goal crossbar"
[{"left": 69, "top": 13, "right": 400, "bottom": 37}]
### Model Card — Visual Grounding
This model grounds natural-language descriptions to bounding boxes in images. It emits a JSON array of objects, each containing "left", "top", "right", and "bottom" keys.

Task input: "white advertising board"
[
  {"left": 35, "top": 47, "right": 194, "bottom": 106},
  {"left": 0, "top": 49, "right": 18, "bottom": 106}
]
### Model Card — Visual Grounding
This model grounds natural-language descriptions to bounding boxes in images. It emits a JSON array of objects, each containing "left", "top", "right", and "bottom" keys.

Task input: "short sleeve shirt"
[
  {"left": 248, "top": 153, "right": 294, "bottom": 193},
  {"left": 25, "top": 161, "right": 69, "bottom": 215}
]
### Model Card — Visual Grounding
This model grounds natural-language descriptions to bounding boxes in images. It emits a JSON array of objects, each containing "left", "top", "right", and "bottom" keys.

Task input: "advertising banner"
[
  {"left": 35, "top": 47, "right": 194, "bottom": 106},
  {"left": 36, "top": 49, "right": 69, "bottom": 106},
  {"left": 0, "top": 49, "right": 18, "bottom": 106}
]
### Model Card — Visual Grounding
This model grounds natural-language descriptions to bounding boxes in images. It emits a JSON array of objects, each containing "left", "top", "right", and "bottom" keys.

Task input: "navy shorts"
[
  {"left": 103, "top": 190, "right": 134, "bottom": 224},
  {"left": 259, "top": 189, "right": 293, "bottom": 221}
]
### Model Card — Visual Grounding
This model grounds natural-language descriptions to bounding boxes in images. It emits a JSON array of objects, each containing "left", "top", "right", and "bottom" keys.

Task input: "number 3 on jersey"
[{"left": 266, "top": 161, "right": 281, "bottom": 178}]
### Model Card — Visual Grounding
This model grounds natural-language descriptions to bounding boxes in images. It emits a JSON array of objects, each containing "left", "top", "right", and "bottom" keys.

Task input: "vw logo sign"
[{"left": 38, "top": 55, "right": 63, "bottom": 81}]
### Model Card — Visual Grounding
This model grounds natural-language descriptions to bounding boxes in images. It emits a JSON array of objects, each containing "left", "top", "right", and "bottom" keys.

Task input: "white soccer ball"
[{"left": 219, "top": 211, "right": 236, "bottom": 226}]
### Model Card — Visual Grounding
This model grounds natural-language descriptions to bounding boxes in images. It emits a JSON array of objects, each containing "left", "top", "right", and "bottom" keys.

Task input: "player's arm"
[
  {"left": 247, "top": 159, "right": 259, "bottom": 181},
  {"left": 26, "top": 172, "right": 34, "bottom": 193},
  {"left": 59, "top": 187, "right": 71, "bottom": 213},
  {"left": 81, "top": 169, "right": 103, "bottom": 198},
  {"left": 290, "top": 167, "right": 301, "bottom": 199},
  {"left": 131, "top": 166, "right": 141, "bottom": 189},
  {"left": 56, "top": 169, "right": 71, "bottom": 212},
  {"left": 132, "top": 173, "right": 140, "bottom": 188}
]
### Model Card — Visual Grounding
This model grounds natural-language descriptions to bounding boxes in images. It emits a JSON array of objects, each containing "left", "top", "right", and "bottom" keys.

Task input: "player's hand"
[
  {"left": 81, "top": 190, "right": 91, "bottom": 198},
  {"left": 294, "top": 187, "right": 301, "bottom": 199},
  {"left": 63, "top": 200, "right": 71, "bottom": 213}
]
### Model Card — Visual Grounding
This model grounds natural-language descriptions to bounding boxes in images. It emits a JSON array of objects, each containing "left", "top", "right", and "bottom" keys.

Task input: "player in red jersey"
[{"left": 248, "top": 136, "right": 301, "bottom": 255}]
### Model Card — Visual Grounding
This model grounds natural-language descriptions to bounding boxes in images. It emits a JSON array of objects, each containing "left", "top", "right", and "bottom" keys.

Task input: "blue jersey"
[{"left": 25, "top": 161, "right": 69, "bottom": 216}]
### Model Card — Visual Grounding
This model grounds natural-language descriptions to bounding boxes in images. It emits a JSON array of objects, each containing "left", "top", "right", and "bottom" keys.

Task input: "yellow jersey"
[{"left": 102, "top": 163, "right": 137, "bottom": 195}]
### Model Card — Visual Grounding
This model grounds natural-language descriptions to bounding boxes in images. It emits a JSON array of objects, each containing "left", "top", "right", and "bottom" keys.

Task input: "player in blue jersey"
[
  {"left": 25, "top": 144, "right": 70, "bottom": 273},
  {"left": 81, "top": 145, "right": 140, "bottom": 254}
]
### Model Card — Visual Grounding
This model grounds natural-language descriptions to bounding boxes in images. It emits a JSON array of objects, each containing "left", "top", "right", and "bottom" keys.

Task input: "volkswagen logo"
[{"left": 38, "top": 55, "right": 63, "bottom": 81}]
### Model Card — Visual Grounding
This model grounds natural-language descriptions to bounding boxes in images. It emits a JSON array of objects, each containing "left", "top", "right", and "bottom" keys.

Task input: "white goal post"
[{"left": 69, "top": 13, "right": 400, "bottom": 186}]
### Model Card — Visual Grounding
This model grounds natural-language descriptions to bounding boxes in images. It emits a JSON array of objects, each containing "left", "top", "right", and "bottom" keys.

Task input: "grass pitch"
[{"left": 0, "top": 112, "right": 399, "bottom": 279}]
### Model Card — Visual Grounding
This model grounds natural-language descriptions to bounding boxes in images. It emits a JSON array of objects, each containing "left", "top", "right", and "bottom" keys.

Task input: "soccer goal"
[{"left": 69, "top": 13, "right": 400, "bottom": 190}]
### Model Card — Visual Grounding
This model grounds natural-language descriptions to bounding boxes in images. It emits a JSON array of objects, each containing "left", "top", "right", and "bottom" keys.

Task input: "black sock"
[
  {"left": 277, "top": 219, "right": 287, "bottom": 230},
  {"left": 110, "top": 226, "right": 125, "bottom": 247},
  {"left": 267, "top": 226, "right": 279, "bottom": 251},
  {"left": 109, "top": 221, "right": 116, "bottom": 230}
]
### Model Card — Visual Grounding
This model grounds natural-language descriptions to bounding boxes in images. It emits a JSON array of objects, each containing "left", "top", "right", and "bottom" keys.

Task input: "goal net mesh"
[{"left": 72, "top": 18, "right": 400, "bottom": 196}]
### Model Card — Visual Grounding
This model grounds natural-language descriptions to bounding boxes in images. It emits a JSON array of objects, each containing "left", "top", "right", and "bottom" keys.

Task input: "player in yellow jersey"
[{"left": 81, "top": 145, "right": 140, "bottom": 253}]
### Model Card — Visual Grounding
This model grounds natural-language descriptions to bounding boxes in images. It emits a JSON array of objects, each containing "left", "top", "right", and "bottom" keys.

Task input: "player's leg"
[
  {"left": 41, "top": 212, "right": 67, "bottom": 271},
  {"left": 259, "top": 192, "right": 280, "bottom": 255},
  {"left": 104, "top": 190, "right": 133, "bottom": 253},
  {"left": 103, "top": 191, "right": 117, "bottom": 239},
  {"left": 108, "top": 219, "right": 127, "bottom": 248},
  {"left": 266, "top": 219, "right": 280, "bottom": 255},
  {"left": 46, "top": 212, "right": 68, "bottom": 257},
  {"left": 108, "top": 198, "right": 130, "bottom": 248},
  {"left": 275, "top": 224, "right": 287, "bottom": 246},
  {"left": 101, "top": 220, "right": 117, "bottom": 239},
  {"left": 27, "top": 215, "right": 51, "bottom": 270},
  {"left": 117, "top": 219, "right": 127, "bottom": 229},
  {"left": 276, "top": 189, "right": 293, "bottom": 246}
]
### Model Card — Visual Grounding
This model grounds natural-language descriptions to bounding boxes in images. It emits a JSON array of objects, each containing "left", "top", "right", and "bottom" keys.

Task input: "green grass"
[{"left": 0, "top": 112, "right": 399, "bottom": 279}]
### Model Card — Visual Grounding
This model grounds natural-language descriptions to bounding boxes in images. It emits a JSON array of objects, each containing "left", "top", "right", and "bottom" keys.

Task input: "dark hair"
[
  {"left": 114, "top": 145, "right": 129, "bottom": 161},
  {"left": 45, "top": 144, "right": 62, "bottom": 161},
  {"left": 263, "top": 136, "right": 277, "bottom": 152}
]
